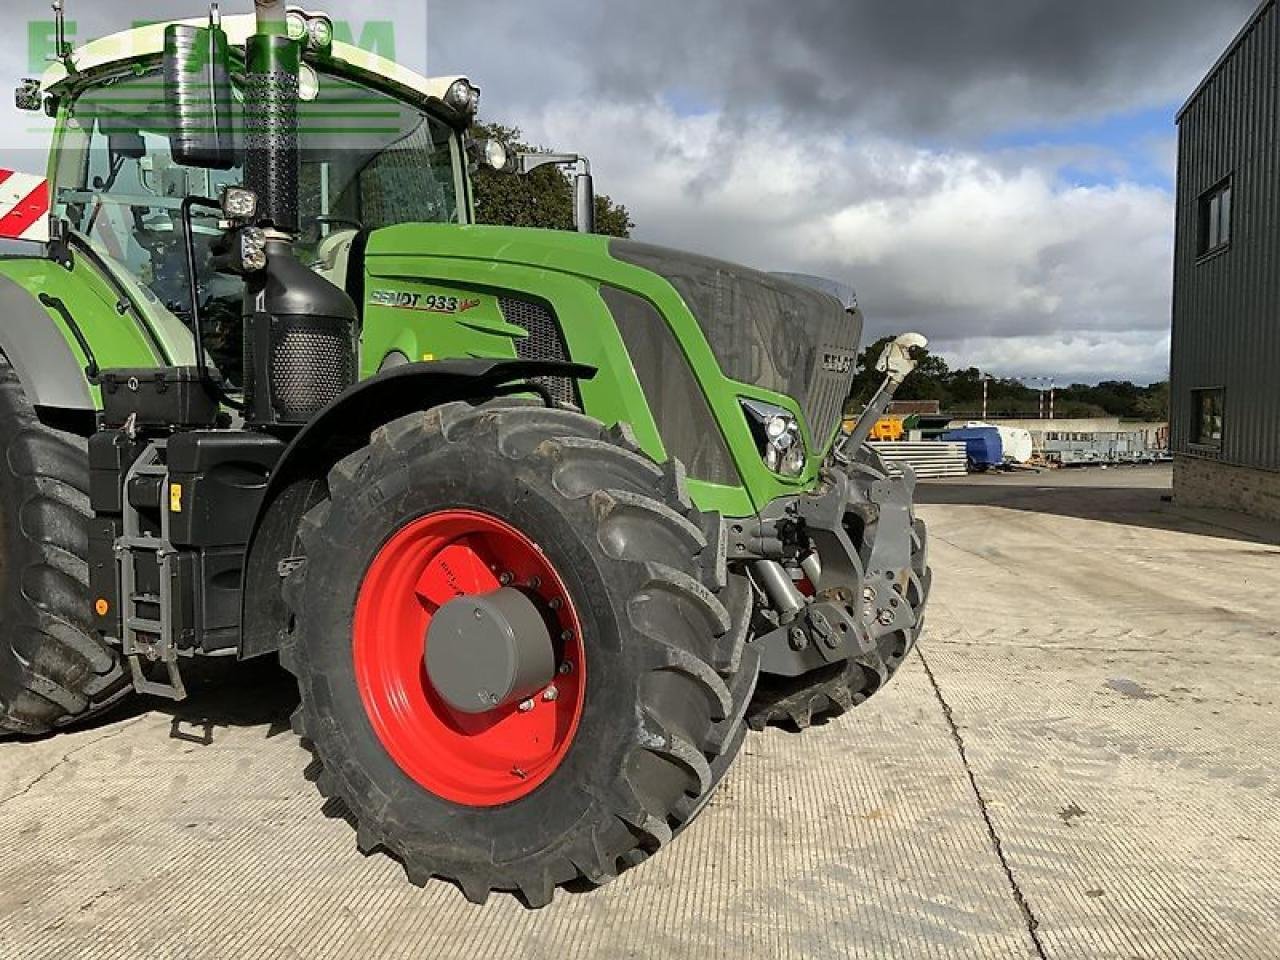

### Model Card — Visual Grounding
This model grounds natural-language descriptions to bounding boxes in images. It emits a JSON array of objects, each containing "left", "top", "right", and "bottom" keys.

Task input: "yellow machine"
[{"left": 844, "top": 415, "right": 906, "bottom": 442}]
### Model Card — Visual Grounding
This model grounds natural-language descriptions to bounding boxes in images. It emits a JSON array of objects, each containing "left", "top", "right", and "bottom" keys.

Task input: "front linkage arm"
[{"left": 741, "top": 333, "right": 929, "bottom": 678}]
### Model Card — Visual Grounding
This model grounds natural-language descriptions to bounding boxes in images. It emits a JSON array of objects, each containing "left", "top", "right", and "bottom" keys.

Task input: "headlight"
[
  {"left": 445, "top": 79, "right": 481, "bottom": 119},
  {"left": 741, "top": 400, "right": 806, "bottom": 478}
]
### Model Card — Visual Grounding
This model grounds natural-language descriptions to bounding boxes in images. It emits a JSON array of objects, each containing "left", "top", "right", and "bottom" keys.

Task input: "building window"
[
  {"left": 1198, "top": 179, "right": 1233, "bottom": 256},
  {"left": 1192, "top": 388, "right": 1224, "bottom": 448}
]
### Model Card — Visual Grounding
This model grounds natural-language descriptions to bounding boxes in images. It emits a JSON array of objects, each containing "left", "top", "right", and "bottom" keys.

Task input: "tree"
[
  {"left": 469, "top": 122, "right": 635, "bottom": 237},
  {"left": 1133, "top": 381, "right": 1170, "bottom": 421}
]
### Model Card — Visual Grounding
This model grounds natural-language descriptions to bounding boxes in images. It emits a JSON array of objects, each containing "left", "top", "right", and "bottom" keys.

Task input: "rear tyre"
[
  {"left": 0, "top": 356, "right": 131, "bottom": 737},
  {"left": 748, "top": 446, "right": 931, "bottom": 731},
  {"left": 282, "top": 400, "right": 750, "bottom": 906}
]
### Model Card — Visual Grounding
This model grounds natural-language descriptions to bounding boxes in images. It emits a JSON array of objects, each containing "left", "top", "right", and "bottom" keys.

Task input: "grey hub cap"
[{"left": 425, "top": 587, "right": 556, "bottom": 714}]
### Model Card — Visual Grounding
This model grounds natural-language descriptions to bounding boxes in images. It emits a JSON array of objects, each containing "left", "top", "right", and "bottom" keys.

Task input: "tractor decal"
[{"left": 369, "top": 290, "right": 483, "bottom": 315}]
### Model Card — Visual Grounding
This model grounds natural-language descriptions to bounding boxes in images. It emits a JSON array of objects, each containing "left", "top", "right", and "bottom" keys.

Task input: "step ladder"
[{"left": 118, "top": 443, "right": 187, "bottom": 700}]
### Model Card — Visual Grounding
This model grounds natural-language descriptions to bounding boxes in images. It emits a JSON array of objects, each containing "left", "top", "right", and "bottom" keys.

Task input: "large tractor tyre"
[
  {"left": 282, "top": 400, "right": 752, "bottom": 906},
  {"left": 748, "top": 447, "right": 932, "bottom": 731},
  {"left": 0, "top": 356, "right": 132, "bottom": 737}
]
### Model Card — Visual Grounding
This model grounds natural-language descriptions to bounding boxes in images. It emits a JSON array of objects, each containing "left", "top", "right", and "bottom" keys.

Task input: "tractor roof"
[{"left": 39, "top": 14, "right": 468, "bottom": 118}]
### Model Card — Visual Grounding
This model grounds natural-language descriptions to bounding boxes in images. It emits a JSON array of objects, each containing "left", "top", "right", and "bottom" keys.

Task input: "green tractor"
[{"left": 0, "top": 1, "right": 931, "bottom": 905}]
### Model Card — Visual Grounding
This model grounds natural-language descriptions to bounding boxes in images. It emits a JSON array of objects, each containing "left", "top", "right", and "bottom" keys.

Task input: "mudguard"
[
  {"left": 0, "top": 272, "right": 95, "bottom": 410},
  {"left": 238, "top": 357, "right": 597, "bottom": 659}
]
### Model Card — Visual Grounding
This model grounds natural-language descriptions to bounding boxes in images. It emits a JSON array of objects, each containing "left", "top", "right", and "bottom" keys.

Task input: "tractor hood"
[
  {"left": 364, "top": 225, "right": 862, "bottom": 451},
  {"left": 606, "top": 239, "right": 862, "bottom": 451}
]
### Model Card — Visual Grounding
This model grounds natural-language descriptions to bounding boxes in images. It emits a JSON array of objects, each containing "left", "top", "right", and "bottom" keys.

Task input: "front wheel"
[
  {"left": 282, "top": 401, "right": 748, "bottom": 906},
  {"left": 0, "top": 356, "right": 132, "bottom": 736}
]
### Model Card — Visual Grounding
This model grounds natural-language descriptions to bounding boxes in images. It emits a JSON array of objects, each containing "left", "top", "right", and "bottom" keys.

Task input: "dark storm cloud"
[{"left": 437, "top": 0, "right": 1256, "bottom": 138}]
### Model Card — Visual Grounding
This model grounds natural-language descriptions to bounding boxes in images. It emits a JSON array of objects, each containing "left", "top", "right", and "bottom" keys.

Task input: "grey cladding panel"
[
  {"left": 610, "top": 239, "right": 860, "bottom": 446},
  {"left": 0, "top": 271, "right": 94, "bottom": 411}
]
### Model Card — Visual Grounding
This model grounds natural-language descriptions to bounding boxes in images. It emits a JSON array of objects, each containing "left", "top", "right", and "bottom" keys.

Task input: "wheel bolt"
[
  {"left": 542, "top": 686, "right": 559, "bottom": 702},
  {"left": 877, "top": 609, "right": 895, "bottom": 626},
  {"left": 549, "top": 597, "right": 562, "bottom": 611},
  {"left": 863, "top": 586, "right": 876, "bottom": 604},
  {"left": 498, "top": 571, "right": 514, "bottom": 586},
  {"left": 558, "top": 661, "right": 573, "bottom": 675},
  {"left": 518, "top": 699, "right": 535, "bottom": 712}
]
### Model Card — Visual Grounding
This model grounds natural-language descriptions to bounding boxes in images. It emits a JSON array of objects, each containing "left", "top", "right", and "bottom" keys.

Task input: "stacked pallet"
[{"left": 869, "top": 441, "right": 968, "bottom": 479}]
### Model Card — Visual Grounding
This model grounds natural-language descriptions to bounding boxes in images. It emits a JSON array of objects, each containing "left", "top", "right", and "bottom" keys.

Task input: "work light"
[
  {"left": 444, "top": 79, "right": 481, "bottom": 119},
  {"left": 285, "top": 9, "right": 334, "bottom": 53},
  {"left": 307, "top": 15, "right": 333, "bottom": 52},
  {"left": 221, "top": 186, "right": 259, "bottom": 222},
  {"left": 238, "top": 227, "right": 268, "bottom": 273}
]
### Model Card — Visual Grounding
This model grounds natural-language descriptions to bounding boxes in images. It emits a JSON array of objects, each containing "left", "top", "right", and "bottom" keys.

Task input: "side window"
[
  {"left": 1192, "top": 388, "right": 1224, "bottom": 448},
  {"left": 1197, "top": 178, "right": 1233, "bottom": 257}
]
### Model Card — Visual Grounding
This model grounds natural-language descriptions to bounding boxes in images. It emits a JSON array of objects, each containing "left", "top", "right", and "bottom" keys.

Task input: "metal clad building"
[{"left": 1170, "top": 0, "right": 1280, "bottom": 519}]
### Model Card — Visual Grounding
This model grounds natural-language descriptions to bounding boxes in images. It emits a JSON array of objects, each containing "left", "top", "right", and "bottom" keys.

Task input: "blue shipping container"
[{"left": 940, "top": 427, "right": 1004, "bottom": 469}]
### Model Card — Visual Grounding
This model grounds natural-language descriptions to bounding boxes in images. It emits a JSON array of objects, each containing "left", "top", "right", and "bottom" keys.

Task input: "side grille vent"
[{"left": 497, "top": 296, "right": 578, "bottom": 407}]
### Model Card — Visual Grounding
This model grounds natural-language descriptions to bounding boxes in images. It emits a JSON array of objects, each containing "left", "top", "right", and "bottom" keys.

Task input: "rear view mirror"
[
  {"left": 108, "top": 131, "right": 146, "bottom": 161},
  {"left": 164, "top": 22, "right": 238, "bottom": 170}
]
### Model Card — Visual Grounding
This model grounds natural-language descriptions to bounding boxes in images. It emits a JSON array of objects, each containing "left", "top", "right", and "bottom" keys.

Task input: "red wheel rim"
[{"left": 353, "top": 510, "right": 585, "bottom": 807}]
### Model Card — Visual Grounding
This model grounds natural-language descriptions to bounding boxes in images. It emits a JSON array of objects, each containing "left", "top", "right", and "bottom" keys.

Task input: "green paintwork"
[
  {"left": 0, "top": 252, "right": 195, "bottom": 403},
  {"left": 23, "top": 26, "right": 846, "bottom": 521},
  {"left": 361, "top": 224, "right": 831, "bottom": 517}
]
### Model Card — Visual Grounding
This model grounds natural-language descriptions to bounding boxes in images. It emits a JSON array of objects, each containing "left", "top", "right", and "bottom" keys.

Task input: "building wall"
[
  {"left": 1170, "top": 1, "right": 1280, "bottom": 478},
  {"left": 1174, "top": 455, "right": 1280, "bottom": 520}
]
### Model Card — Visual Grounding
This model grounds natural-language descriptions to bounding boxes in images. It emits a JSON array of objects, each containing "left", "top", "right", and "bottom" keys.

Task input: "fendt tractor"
[{"left": 0, "top": 1, "right": 931, "bottom": 905}]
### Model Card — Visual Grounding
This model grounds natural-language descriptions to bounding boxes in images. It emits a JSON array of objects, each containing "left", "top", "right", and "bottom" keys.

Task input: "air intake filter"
[{"left": 243, "top": 243, "right": 358, "bottom": 427}]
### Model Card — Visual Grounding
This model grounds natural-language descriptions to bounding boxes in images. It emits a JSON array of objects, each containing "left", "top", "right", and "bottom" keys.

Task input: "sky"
[{"left": 0, "top": 0, "right": 1262, "bottom": 384}]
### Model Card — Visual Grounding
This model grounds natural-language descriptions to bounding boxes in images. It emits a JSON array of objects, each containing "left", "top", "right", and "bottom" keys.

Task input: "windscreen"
[{"left": 54, "top": 66, "right": 463, "bottom": 386}]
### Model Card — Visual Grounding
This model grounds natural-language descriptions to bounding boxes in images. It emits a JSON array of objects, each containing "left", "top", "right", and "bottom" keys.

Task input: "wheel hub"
[
  {"left": 425, "top": 588, "right": 555, "bottom": 714},
  {"left": 352, "top": 509, "right": 586, "bottom": 807}
]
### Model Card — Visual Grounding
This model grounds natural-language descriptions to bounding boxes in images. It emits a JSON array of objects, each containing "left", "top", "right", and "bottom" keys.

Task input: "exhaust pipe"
[
  {"left": 244, "top": 0, "right": 299, "bottom": 236},
  {"left": 239, "top": 0, "right": 358, "bottom": 429}
]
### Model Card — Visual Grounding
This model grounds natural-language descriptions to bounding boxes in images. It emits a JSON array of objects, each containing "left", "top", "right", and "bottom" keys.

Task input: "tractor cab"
[{"left": 38, "top": 12, "right": 477, "bottom": 385}]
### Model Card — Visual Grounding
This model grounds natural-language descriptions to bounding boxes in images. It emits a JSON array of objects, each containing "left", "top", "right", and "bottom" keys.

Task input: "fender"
[
  {"left": 0, "top": 270, "right": 95, "bottom": 411},
  {"left": 238, "top": 357, "right": 597, "bottom": 659}
]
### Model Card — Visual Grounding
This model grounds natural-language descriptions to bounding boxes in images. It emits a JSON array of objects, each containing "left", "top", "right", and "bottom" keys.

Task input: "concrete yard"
[{"left": 2, "top": 465, "right": 1278, "bottom": 959}]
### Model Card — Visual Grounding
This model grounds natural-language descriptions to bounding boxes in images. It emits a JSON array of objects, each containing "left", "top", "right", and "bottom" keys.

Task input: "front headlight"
[{"left": 741, "top": 400, "right": 806, "bottom": 477}]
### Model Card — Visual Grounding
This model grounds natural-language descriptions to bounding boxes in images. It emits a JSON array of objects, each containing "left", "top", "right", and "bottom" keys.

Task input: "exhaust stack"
[
  {"left": 239, "top": 1, "right": 358, "bottom": 429},
  {"left": 244, "top": 0, "right": 299, "bottom": 236}
]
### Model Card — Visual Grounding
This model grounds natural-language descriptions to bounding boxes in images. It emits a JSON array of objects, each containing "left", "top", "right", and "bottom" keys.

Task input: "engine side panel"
[{"left": 359, "top": 224, "right": 814, "bottom": 517}]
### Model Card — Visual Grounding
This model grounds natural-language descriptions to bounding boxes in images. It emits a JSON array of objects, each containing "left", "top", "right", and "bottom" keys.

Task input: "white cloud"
[
  {"left": 0, "top": 1, "right": 1196, "bottom": 384},
  {"left": 525, "top": 100, "right": 1174, "bottom": 383}
]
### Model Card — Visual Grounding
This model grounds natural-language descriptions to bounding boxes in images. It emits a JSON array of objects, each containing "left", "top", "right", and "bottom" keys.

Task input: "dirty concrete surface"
[{"left": 1, "top": 464, "right": 1277, "bottom": 959}]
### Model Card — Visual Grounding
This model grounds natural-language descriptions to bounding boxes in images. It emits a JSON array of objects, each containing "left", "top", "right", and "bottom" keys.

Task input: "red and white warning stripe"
[{"left": 0, "top": 169, "right": 50, "bottom": 243}]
